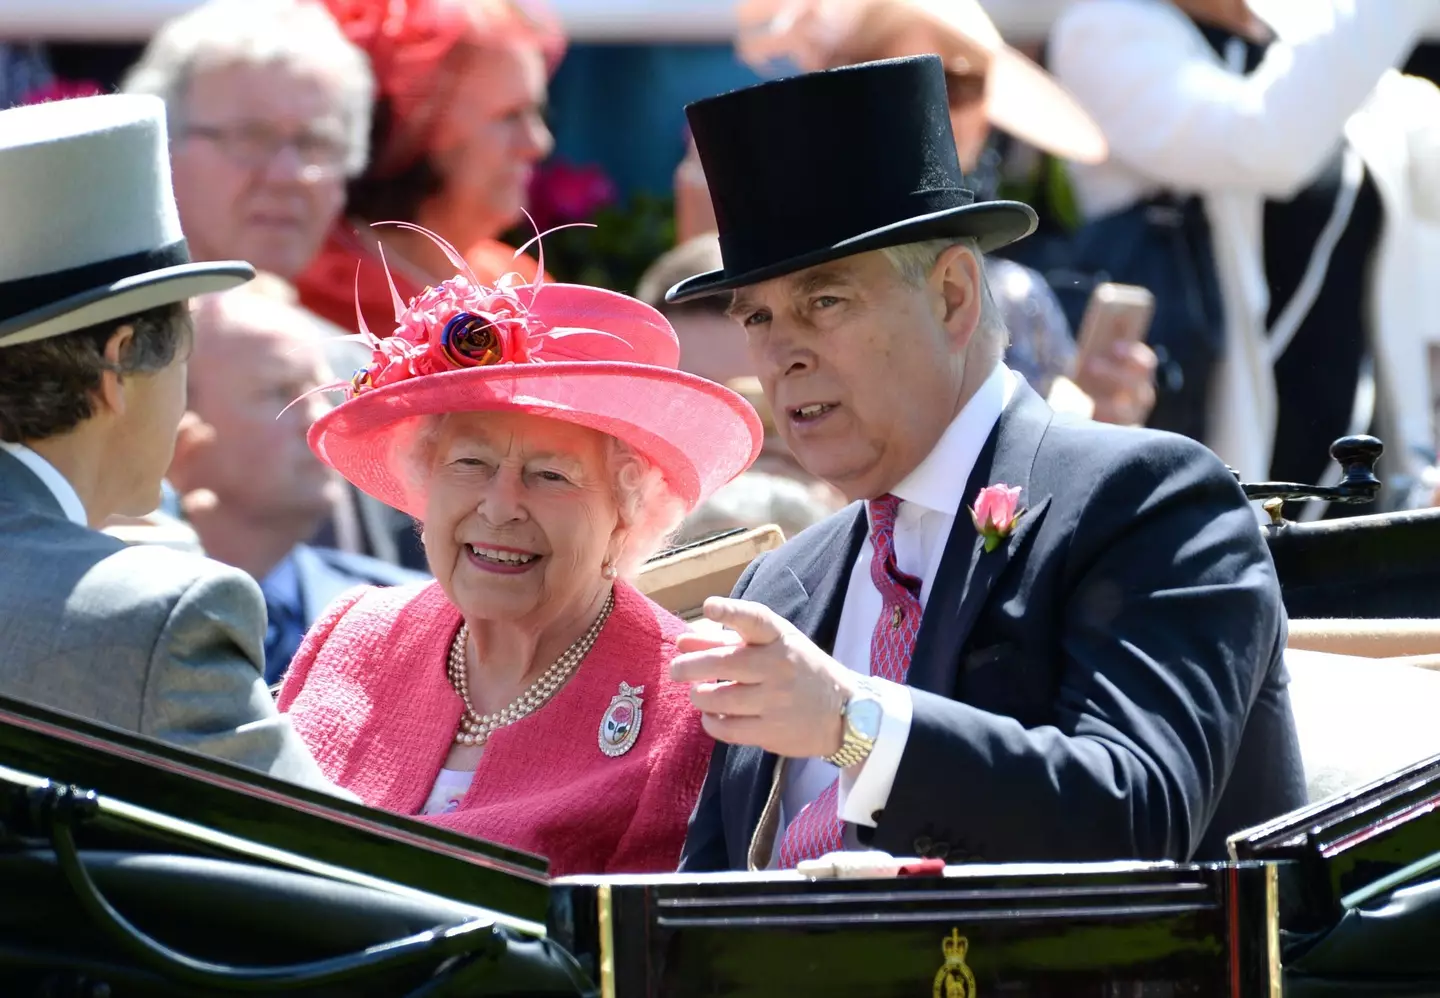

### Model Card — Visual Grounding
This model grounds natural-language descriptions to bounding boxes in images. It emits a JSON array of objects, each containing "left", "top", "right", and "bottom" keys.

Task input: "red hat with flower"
[{"left": 305, "top": 225, "right": 763, "bottom": 517}]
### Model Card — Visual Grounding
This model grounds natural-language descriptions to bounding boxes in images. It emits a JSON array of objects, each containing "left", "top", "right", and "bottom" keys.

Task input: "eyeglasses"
[
  {"left": 183, "top": 122, "right": 348, "bottom": 175},
  {"left": 944, "top": 69, "right": 988, "bottom": 110}
]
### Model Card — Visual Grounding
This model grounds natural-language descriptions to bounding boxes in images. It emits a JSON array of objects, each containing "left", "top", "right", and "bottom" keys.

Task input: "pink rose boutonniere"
[{"left": 970, "top": 484, "right": 1024, "bottom": 553}]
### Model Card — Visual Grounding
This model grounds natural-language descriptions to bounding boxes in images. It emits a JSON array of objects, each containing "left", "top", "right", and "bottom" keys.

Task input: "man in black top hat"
[{"left": 668, "top": 55, "right": 1306, "bottom": 870}]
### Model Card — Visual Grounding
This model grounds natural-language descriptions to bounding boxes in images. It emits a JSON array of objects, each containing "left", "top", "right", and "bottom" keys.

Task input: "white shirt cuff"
[{"left": 837, "top": 677, "right": 913, "bottom": 827}]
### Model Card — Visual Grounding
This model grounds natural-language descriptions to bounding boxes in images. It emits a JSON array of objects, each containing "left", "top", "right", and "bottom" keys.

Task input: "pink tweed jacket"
[{"left": 276, "top": 579, "right": 712, "bottom": 877}]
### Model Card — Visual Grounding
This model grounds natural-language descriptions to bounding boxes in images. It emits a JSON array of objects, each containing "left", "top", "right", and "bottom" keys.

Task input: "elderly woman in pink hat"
[{"left": 276, "top": 229, "right": 762, "bottom": 876}]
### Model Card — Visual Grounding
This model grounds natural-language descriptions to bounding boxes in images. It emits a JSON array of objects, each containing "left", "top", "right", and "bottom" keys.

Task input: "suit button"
[
  {"left": 913, "top": 836, "right": 933, "bottom": 856},
  {"left": 930, "top": 841, "right": 950, "bottom": 861}
]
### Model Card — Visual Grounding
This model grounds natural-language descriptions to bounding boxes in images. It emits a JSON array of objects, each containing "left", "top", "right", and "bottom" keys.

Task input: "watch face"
[{"left": 847, "top": 697, "right": 883, "bottom": 741}]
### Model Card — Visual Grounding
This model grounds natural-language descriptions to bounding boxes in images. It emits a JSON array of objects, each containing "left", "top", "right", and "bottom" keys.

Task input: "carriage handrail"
[{"left": 1234, "top": 435, "right": 1383, "bottom": 506}]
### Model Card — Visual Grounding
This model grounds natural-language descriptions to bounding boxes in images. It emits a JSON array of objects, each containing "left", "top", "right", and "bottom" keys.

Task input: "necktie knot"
[
  {"left": 867, "top": 494, "right": 920, "bottom": 601},
  {"left": 867, "top": 494, "right": 903, "bottom": 546}
]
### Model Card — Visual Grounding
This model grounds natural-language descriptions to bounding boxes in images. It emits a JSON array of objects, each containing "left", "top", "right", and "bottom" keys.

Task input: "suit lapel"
[
  {"left": 906, "top": 383, "right": 1054, "bottom": 696},
  {"left": 779, "top": 505, "right": 868, "bottom": 651}
]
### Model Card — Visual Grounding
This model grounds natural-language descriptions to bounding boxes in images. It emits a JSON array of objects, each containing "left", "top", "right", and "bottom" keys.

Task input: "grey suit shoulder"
[{"left": 0, "top": 466, "right": 342, "bottom": 795}]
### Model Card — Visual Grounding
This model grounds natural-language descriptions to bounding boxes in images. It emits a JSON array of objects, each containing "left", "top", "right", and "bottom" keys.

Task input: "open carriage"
[
  {"left": 3, "top": 436, "right": 1439, "bottom": 997},
  {"left": 3, "top": 692, "right": 1438, "bottom": 997}
]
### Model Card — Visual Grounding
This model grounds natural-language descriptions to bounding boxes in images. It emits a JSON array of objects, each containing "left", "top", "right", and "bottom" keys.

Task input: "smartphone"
[{"left": 1074, "top": 282, "right": 1156, "bottom": 363}]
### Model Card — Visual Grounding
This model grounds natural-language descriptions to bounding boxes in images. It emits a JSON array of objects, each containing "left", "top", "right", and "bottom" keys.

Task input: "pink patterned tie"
[{"left": 775, "top": 494, "right": 923, "bottom": 868}]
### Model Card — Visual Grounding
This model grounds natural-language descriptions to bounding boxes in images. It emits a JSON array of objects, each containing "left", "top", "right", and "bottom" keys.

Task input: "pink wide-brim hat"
[{"left": 308, "top": 279, "right": 763, "bottom": 519}]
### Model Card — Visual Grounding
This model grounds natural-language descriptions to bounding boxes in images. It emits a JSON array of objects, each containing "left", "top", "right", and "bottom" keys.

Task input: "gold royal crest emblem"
[{"left": 933, "top": 929, "right": 977, "bottom": 998}]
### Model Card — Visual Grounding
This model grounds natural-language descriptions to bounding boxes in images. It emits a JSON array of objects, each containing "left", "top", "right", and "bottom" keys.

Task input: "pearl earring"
[{"left": 602, "top": 561, "right": 618, "bottom": 581}]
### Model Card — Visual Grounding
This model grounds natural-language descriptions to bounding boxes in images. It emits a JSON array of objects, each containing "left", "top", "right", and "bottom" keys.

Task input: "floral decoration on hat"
[
  {"left": 299, "top": 215, "right": 764, "bottom": 522},
  {"left": 300, "top": 219, "right": 626, "bottom": 406}
]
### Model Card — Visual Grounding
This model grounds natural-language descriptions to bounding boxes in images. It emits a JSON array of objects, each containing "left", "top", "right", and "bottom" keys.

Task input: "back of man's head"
[
  {"left": 636, "top": 234, "right": 725, "bottom": 315},
  {"left": 0, "top": 305, "right": 189, "bottom": 446}
]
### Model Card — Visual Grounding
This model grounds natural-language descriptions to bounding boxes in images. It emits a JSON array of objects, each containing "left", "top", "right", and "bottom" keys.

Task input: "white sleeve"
[
  {"left": 837, "top": 677, "right": 913, "bottom": 827},
  {"left": 1049, "top": 0, "right": 1438, "bottom": 198},
  {"left": 1395, "top": 77, "right": 1440, "bottom": 225}
]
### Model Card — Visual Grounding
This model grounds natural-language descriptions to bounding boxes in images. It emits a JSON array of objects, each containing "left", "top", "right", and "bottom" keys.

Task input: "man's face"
[
  {"left": 176, "top": 297, "right": 340, "bottom": 530},
  {"left": 170, "top": 62, "right": 349, "bottom": 280},
  {"left": 428, "top": 41, "right": 553, "bottom": 238},
  {"left": 728, "top": 250, "right": 979, "bottom": 501}
]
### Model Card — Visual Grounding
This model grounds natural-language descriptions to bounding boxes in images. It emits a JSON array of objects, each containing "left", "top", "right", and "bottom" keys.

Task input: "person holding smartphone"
[{"left": 1052, "top": 0, "right": 1440, "bottom": 509}]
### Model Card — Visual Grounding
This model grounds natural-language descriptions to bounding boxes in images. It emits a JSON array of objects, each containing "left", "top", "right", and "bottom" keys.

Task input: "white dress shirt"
[
  {"left": 0, "top": 439, "right": 88, "bottom": 527},
  {"left": 771, "top": 363, "right": 1017, "bottom": 864}
]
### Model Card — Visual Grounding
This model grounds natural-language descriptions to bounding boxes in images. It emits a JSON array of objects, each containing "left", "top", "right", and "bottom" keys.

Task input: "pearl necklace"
[{"left": 446, "top": 590, "right": 615, "bottom": 747}]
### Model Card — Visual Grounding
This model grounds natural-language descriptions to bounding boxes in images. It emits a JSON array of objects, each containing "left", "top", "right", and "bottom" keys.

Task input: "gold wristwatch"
[{"left": 822, "top": 678, "right": 884, "bottom": 769}]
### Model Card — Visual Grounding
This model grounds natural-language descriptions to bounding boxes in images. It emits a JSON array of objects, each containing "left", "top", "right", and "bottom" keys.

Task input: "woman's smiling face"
[{"left": 422, "top": 410, "right": 622, "bottom": 628}]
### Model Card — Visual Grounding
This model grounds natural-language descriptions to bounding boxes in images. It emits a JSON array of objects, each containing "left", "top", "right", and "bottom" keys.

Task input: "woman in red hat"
[
  {"left": 299, "top": 0, "right": 564, "bottom": 337},
  {"left": 278, "top": 229, "right": 762, "bottom": 875}
]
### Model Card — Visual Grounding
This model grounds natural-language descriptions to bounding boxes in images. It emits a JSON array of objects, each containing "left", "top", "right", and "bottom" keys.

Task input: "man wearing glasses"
[
  {"left": 123, "top": 0, "right": 373, "bottom": 286},
  {"left": 122, "top": 0, "right": 421, "bottom": 570}
]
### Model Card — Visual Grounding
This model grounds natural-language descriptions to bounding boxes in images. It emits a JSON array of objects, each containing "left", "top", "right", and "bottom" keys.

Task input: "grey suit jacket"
[{"left": 0, "top": 449, "right": 342, "bottom": 794}]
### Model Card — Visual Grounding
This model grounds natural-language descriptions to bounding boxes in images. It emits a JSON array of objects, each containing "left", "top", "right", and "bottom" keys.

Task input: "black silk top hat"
[
  {"left": 0, "top": 94, "right": 253, "bottom": 348},
  {"left": 665, "top": 54, "right": 1037, "bottom": 304}
]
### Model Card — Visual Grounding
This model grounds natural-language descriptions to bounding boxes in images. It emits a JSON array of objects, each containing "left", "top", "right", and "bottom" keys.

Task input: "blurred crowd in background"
[{"left": 4, "top": 0, "right": 1439, "bottom": 685}]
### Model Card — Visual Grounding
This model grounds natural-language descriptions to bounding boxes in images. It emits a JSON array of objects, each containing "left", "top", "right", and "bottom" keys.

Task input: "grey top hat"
[{"left": 0, "top": 94, "right": 254, "bottom": 348}]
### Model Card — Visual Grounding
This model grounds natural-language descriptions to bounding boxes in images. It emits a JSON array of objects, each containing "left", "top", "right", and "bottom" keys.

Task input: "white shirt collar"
[
  {"left": 0, "top": 440, "right": 88, "bottom": 527},
  {"left": 888, "top": 363, "right": 1017, "bottom": 517}
]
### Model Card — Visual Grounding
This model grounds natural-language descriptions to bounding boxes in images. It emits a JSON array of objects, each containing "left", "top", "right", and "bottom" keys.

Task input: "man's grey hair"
[
  {"left": 122, "top": 0, "right": 374, "bottom": 178},
  {"left": 880, "top": 238, "right": 1009, "bottom": 364}
]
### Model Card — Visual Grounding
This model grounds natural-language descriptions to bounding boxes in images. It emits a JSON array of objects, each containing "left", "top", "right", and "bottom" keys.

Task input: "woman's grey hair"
[
  {"left": 122, "top": 0, "right": 375, "bottom": 178},
  {"left": 406, "top": 415, "right": 690, "bottom": 579},
  {"left": 880, "top": 238, "right": 1009, "bottom": 366}
]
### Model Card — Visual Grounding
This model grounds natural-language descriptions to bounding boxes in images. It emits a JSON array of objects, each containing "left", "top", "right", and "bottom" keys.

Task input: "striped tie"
[{"left": 775, "top": 494, "right": 922, "bottom": 868}]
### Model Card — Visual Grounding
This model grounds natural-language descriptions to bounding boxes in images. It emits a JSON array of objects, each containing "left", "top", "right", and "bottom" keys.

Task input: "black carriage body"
[
  {"left": 550, "top": 862, "right": 1278, "bottom": 997},
  {"left": 1264, "top": 507, "right": 1440, "bottom": 618},
  {"left": 0, "top": 638, "right": 1438, "bottom": 994}
]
